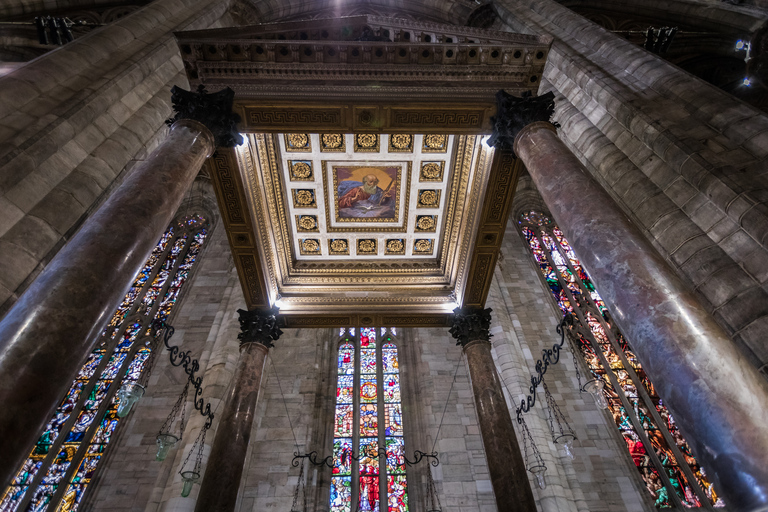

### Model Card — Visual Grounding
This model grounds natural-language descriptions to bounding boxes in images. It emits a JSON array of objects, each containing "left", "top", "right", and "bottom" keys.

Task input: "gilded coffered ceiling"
[
  {"left": 232, "top": 131, "right": 492, "bottom": 316},
  {"left": 185, "top": 15, "right": 545, "bottom": 325}
]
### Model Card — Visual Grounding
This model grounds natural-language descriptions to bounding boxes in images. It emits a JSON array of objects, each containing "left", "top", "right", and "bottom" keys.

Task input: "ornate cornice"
[
  {"left": 449, "top": 307, "right": 493, "bottom": 346},
  {"left": 488, "top": 90, "right": 557, "bottom": 154},
  {"left": 237, "top": 307, "right": 283, "bottom": 347},
  {"left": 166, "top": 85, "right": 243, "bottom": 148}
]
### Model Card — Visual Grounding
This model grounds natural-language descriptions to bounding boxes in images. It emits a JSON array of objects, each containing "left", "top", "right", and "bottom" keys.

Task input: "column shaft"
[
  {"left": 194, "top": 341, "right": 269, "bottom": 512},
  {"left": 514, "top": 122, "right": 768, "bottom": 511},
  {"left": 0, "top": 120, "right": 214, "bottom": 489},
  {"left": 464, "top": 339, "right": 537, "bottom": 512}
]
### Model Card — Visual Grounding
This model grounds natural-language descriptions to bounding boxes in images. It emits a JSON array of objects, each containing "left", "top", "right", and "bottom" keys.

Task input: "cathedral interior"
[{"left": 1, "top": 0, "right": 768, "bottom": 511}]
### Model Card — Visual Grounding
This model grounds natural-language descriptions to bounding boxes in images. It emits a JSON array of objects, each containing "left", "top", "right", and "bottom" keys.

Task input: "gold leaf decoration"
[
  {"left": 385, "top": 239, "right": 405, "bottom": 255},
  {"left": 297, "top": 215, "right": 317, "bottom": 231},
  {"left": 355, "top": 133, "right": 380, "bottom": 152},
  {"left": 293, "top": 189, "right": 316, "bottom": 207},
  {"left": 329, "top": 239, "right": 349, "bottom": 254},
  {"left": 285, "top": 133, "right": 311, "bottom": 151},
  {"left": 321, "top": 134, "right": 345, "bottom": 152},
  {"left": 414, "top": 239, "right": 434, "bottom": 254},
  {"left": 389, "top": 134, "right": 413, "bottom": 152},
  {"left": 420, "top": 162, "right": 444, "bottom": 182},
  {"left": 357, "top": 238, "right": 377, "bottom": 254},
  {"left": 418, "top": 190, "right": 439, "bottom": 208},
  {"left": 290, "top": 161, "right": 312, "bottom": 180},
  {"left": 423, "top": 134, "right": 447, "bottom": 152},
  {"left": 416, "top": 215, "right": 437, "bottom": 231},
  {"left": 301, "top": 239, "right": 320, "bottom": 253}
]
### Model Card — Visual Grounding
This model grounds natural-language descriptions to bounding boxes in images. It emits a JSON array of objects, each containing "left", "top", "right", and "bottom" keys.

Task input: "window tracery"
[
  {"left": 518, "top": 210, "right": 723, "bottom": 509},
  {"left": 0, "top": 215, "right": 209, "bottom": 512},
  {"left": 331, "top": 327, "right": 407, "bottom": 512}
]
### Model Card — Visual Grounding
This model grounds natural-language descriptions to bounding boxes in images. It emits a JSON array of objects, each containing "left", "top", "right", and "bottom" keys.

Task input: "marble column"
[
  {"left": 194, "top": 308, "right": 282, "bottom": 512},
  {"left": 490, "top": 91, "right": 768, "bottom": 511},
  {"left": 450, "top": 308, "right": 537, "bottom": 512},
  {"left": 0, "top": 86, "right": 241, "bottom": 489}
]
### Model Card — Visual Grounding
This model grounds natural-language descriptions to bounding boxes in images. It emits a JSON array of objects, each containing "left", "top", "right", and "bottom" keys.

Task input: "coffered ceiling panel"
[{"left": 276, "top": 133, "right": 455, "bottom": 260}]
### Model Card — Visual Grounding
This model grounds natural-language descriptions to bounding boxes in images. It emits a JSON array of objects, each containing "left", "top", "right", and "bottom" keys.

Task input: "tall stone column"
[
  {"left": 194, "top": 308, "right": 282, "bottom": 512},
  {"left": 450, "top": 308, "right": 537, "bottom": 512},
  {"left": 0, "top": 86, "right": 241, "bottom": 490},
  {"left": 491, "top": 91, "right": 768, "bottom": 511}
]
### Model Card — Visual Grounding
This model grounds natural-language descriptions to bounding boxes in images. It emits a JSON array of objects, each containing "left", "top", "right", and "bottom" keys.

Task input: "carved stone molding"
[
  {"left": 237, "top": 307, "right": 283, "bottom": 347},
  {"left": 449, "top": 307, "right": 493, "bottom": 346}
]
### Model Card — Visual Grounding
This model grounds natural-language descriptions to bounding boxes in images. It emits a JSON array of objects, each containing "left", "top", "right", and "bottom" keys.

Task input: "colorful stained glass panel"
[
  {"left": 387, "top": 475, "right": 408, "bottom": 512},
  {"left": 330, "top": 477, "right": 352, "bottom": 512},
  {"left": 359, "top": 404, "right": 378, "bottom": 437},
  {"left": 360, "top": 327, "right": 377, "bottom": 347},
  {"left": 335, "top": 405, "right": 354, "bottom": 437},
  {"left": 384, "top": 404, "right": 403, "bottom": 437},
  {"left": 359, "top": 476, "right": 380, "bottom": 512},
  {"left": 337, "top": 375, "right": 354, "bottom": 404},
  {"left": 519, "top": 211, "right": 723, "bottom": 508},
  {"left": 383, "top": 375, "right": 400, "bottom": 403},
  {"left": 333, "top": 438, "right": 353, "bottom": 476},
  {"left": 385, "top": 437, "right": 406, "bottom": 474},
  {"left": 382, "top": 345, "right": 398, "bottom": 373},
  {"left": 361, "top": 349, "right": 377, "bottom": 374},
  {"left": 360, "top": 376, "right": 377, "bottom": 403},
  {"left": 338, "top": 344, "right": 355, "bottom": 375}
]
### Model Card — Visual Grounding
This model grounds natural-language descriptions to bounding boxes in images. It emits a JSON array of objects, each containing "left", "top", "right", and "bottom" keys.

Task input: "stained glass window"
[
  {"left": 518, "top": 211, "right": 724, "bottom": 509},
  {"left": 0, "top": 215, "right": 209, "bottom": 512},
  {"left": 331, "top": 328, "right": 408, "bottom": 512}
]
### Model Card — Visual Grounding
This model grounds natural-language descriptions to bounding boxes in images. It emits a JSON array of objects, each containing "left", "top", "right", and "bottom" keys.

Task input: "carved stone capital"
[
  {"left": 166, "top": 85, "right": 243, "bottom": 148},
  {"left": 487, "top": 90, "right": 557, "bottom": 154},
  {"left": 237, "top": 307, "right": 282, "bottom": 348},
  {"left": 449, "top": 307, "right": 493, "bottom": 347}
]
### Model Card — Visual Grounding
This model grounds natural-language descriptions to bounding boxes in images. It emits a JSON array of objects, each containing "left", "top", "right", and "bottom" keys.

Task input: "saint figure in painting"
[{"left": 338, "top": 174, "right": 392, "bottom": 208}]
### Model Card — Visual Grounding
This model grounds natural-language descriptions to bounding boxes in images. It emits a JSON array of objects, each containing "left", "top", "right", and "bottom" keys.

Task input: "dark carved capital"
[
  {"left": 237, "top": 307, "right": 282, "bottom": 348},
  {"left": 166, "top": 84, "right": 243, "bottom": 148},
  {"left": 449, "top": 307, "right": 493, "bottom": 347},
  {"left": 487, "top": 90, "right": 558, "bottom": 153}
]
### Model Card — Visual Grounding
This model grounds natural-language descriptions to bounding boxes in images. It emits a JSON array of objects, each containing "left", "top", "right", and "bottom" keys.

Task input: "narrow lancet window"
[
  {"left": 519, "top": 211, "right": 722, "bottom": 509},
  {"left": 0, "top": 215, "right": 208, "bottom": 512},
  {"left": 331, "top": 328, "right": 408, "bottom": 512}
]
